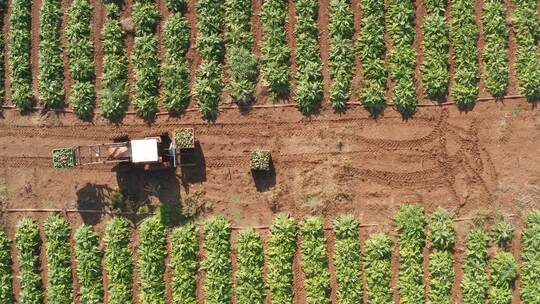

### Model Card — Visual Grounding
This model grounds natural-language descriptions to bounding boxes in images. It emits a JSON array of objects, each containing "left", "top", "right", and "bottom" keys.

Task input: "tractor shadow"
[
  {"left": 251, "top": 162, "right": 276, "bottom": 192},
  {"left": 179, "top": 141, "right": 207, "bottom": 188},
  {"left": 76, "top": 183, "right": 113, "bottom": 225}
]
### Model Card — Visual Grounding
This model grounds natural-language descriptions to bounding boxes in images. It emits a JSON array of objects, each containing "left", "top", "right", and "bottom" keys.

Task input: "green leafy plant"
[
  {"left": 170, "top": 223, "right": 199, "bottom": 304},
  {"left": 427, "top": 208, "right": 455, "bottom": 304},
  {"left": 138, "top": 216, "right": 166, "bottom": 304},
  {"left": 235, "top": 229, "right": 264, "bottom": 304},
  {"left": 52, "top": 147, "right": 76, "bottom": 169},
  {"left": 66, "top": 0, "right": 96, "bottom": 119},
  {"left": 491, "top": 217, "right": 514, "bottom": 248},
  {"left": 74, "top": 225, "right": 103, "bottom": 304},
  {"left": 394, "top": 204, "right": 426, "bottom": 304},
  {"left": 356, "top": 0, "right": 387, "bottom": 116},
  {"left": 482, "top": 0, "right": 509, "bottom": 97},
  {"left": 364, "top": 233, "right": 393, "bottom": 304},
  {"left": 422, "top": 0, "right": 449, "bottom": 99},
  {"left": 195, "top": 61, "right": 224, "bottom": 121},
  {"left": 294, "top": 0, "right": 323, "bottom": 115},
  {"left": 488, "top": 251, "right": 518, "bottom": 304},
  {"left": 250, "top": 150, "right": 271, "bottom": 171},
  {"left": 44, "top": 215, "right": 73, "bottom": 304},
  {"left": 8, "top": 0, "right": 33, "bottom": 111},
  {"left": 450, "top": 0, "right": 479, "bottom": 110},
  {"left": 104, "top": 217, "right": 133, "bottom": 304},
  {"left": 461, "top": 228, "right": 489, "bottom": 304},
  {"left": 202, "top": 217, "right": 232, "bottom": 304},
  {"left": 0, "top": 230, "right": 13, "bottom": 303},
  {"left": 300, "top": 217, "right": 331, "bottom": 304},
  {"left": 15, "top": 218, "right": 43, "bottom": 304},
  {"left": 328, "top": 0, "right": 354, "bottom": 110},
  {"left": 511, "top": 0, "right": 540, "bottom": 101},
  {"left": 333, "top": 215, "right": 362, "bottom": 304},
  {"left": 520, "top": 211, "right": 540, "bottom": 303},
  {"left": 0, "top": 0, "right": 7, "bottom": 108},
  {"left": 260, "top": 0, "right": 290, "bottom": 98},
  {"left": 267, "top": 214, "right": 297, "bottom": 304}
]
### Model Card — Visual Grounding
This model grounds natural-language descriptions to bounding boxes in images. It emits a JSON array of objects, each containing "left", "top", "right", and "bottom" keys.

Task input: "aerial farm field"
[{"left": 0, "top": 0, "right": 539, "bottom": 302}]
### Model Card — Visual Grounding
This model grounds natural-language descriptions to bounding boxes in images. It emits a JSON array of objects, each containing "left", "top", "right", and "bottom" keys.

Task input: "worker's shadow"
[{"left": 76, "top": 183, "right": 113, "bottom": 225}]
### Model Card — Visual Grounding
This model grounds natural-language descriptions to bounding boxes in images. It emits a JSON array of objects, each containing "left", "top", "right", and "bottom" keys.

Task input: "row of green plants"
[
  {"left": 260, "top": 0, "right": 290, "bottom": 98},
  {"left": 356, "top": 0, "right": 387, "bottom": 115},
  {"left": 44, "top": 215, "right": 73, "bottom": 304},
  {"left": 202, "top": 217, "right": 232, "bottom": 304},
  {"left": 488, "top": 218, "right": 517, "bottom": 304},
  {"left": 39, "top": 0, "right": 65, "bottom": 108},
  {"left": 482, "top": 0, "right": 509, "bottom": 97},
  {"left": 100, "top": 0, "right": 129, "bottom": 122},
  {"left": 0, "top": 230, "right": 13, "bottom": 303},
  {"left": 422, "top": 0, "right": 450, "bottom": 99},
  {"left": 132, "top": 0, "right": 160, "bottom": 120},
  {"left": 0, "top": 0, "right": 7, "bottom": 108},
  {"left": 364, "top": 233, "right": 393, "bottom": 304},
  {"left": 8, "top": 0, "right": 33, "bottom": 111},
  {"left": 138, "top": 217, "right": 166, "bottom": 304},
  {"left": 104, "top": 217, "right": 133, "bottom": 304},
  {"left": 235, "top": 229, "right": 264, "bottom": 304},
  {"left": 387, "top": 0, "right": 417, "bottom": 117},
  {"left": 195, "top": 0, "right": 225, "bottom": 121},
  {"left": 267, "top": 214, "right": 297, "bottom": 304},
  {"left": 512, "top": 0, "right": 540, "bottom": 101},
  {"left": 332, "top": 215, "right": 362, "bottom": 304},
  {"left": 328, "top": 0, "right": 354, "bottom": 110},
  {"left": 394, "top": 204, "right": 426, "bottom": 303},
  {"left": 74, "top": 225, "right": 103, "bottom": 304},
  {"left": 300, "top": 217, "right": 331, "bottom": 304},
  {"left": 226, "top": 0, "right": 257, "bottom": 105},
  {"left": 170, "top": 223, "right": 199, "bottom": 304},
  {"left": 461, "top": 228, "right": 489, "bottom": 304},
  {"left": 66, "top": 0, "right": 96, "bottom": 120},
  {"left": 521, "top": 211, "right": 540, "bottom": 303},
  {"left": 427, "top": 209, "right": 455, "bottom": 304},
  {"left": 162, "top": 0, "right": 190, "bottom": 113},
  {"left": 450, "top": 0, "right": 479, "bottom": 110},
  {"left": 15, "top": 219, "right": 43, "bottom": 304},
  {"left": 294, "top": 0, "right": 323, "bottom": 114}
]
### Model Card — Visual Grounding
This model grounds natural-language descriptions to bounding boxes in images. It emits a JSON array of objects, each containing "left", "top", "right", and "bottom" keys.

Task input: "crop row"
[
  {"left": 388, "top": 0, "right": 417, "bottom": 117},
  {"left": 482, "top": 0, "right": 509, "bottom": 97},
  {"left": 427, "top": 209, "right": 455, "bottom": 304},
  {"left": 15, "top": 218, "right": 43, "bottom": 304},
  {"left": 0, "top": 230, "right": 13, "bottom": 303},
  {"left": 162, "top": 0, "right": 190, "bottom": 113},
  {"left": 138, "top": 217, "right": 166, "bottom": 304},
  {"left": 202, "top": 217, "right": 232, "bottom": 304},
  {"left": 74, "top": 225, "right": 103, "bottom": 304},
  {"left": 461, "top": 228, "right": 489, "bottom": 304},
  {"left": 333, "top": 215, "right": 362, "bottom": 304},
  {"left": 44, "top": 215, "right": 73, "bottom": 304},
  {"left": 356, "top": 0, "right": 386, "bottom": 115},
  {"left": 226, "top": 0, "right": 257, "bottom": 105},
  {"left": 512, "top": 0, "right": 540, "bottom": 101},
  {"left": 170, "top": 223, "right": 199, "bottom": 304},
  {"left": 294, "top": 0, "right": 323, "bottom": 114},
  {"left": 260, "top": 0, "right": 290, "bottom": 98},
  {"left": 364, "top": 233, "right": 393, "bottom": 304},
  {"left": 235, "top": 229, "right": 264, "bottom": 304},
  {"left": 394, "top": 204, "right": 426, "bottom": 303},
  {"left": 66, "top": 0, "right": 96, "bottom": 120},
  {"left": 422, "top": 0, "right": 449, "bottom": 99},
  {"left": 521, "top": 211, "right": 540, "bottom": 303},
  {"left": 0, "top": 1, "right": 6, "bottom": 108},
  {"left": 450, "top": 0, "right": 479, "bottom": 109},
  {"left": 488, "top": 218, "right": 517, "bottom": 304},
  {"left": 104, "top": 217, "right": 133, "bottom": 304},
  {"left": 328, "top": 0, "right": 354, "bottom": 110}
]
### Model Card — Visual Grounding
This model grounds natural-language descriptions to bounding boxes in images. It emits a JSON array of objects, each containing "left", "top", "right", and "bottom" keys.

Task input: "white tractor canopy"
[{"left": 130, "top": 139, "right": 159, "bottom": 163}]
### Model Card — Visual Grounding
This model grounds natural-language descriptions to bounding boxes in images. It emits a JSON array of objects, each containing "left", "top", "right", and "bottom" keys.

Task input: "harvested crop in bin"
[
  {"left": 175, "top": 129, "right": 195, "bottom": 149},
  {"left": 52, "top": 147, "right": 76, "bottom": 169},
  {"left": 250, "top": 150, "right": 271, "bottom": 171}
]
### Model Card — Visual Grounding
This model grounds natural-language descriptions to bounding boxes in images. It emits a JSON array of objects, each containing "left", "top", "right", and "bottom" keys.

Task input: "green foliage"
[
  {"left": 482, "top": 0, "right": 509, "bottom": 97},
  {"left": 294, "top": 0, "right": 323, "bottom": 114},
  {"left": 166, "top": 0, "right": 186, "bottom": 13},
  {"left": 461, "top": 228, "right": 489, "bottom": 304},
  {"left": 488, "top": 252, "right": 518, "bottom": 304},
  {"left": 104, "top": 217, "right": 133, "bottom": 304},
  {"left": 491, "top": 217, "right": 514, "bottom": 248},
  {"left": 15, "top": 218, "right": 43, "bottom": 304},
  {"left": 267, "top": 214, "right": 297, "bottom": 304},
  {"left": 364, "top": 233, "right": 393, "bottom": 304},
  {"left": 8, "top": 0, "right": 33, "bottom": 111},
  {"left": 39, "top": 0, "right": 65, "bottom": 108},
  {"left": 74, "top": 225, "right": 103, "bottom": 304},
  {"left": 226, "top": 0, "right": 257, "bottom": 105},
  {"left": 133, "top": 34, "right": 160, "bottom": 120},
  {"left": 100, "top": 19, "right": 128, "bottom": 121},
  {"left": 195, "top": 61, "right": 224, "bottom": 121},
  {"left": 388, "top": 0, "right": 417, "bottom": 117},
  {"left": 427, "top": 209, "right": 455, "bottom": 304},
  {"left": 0, "top": 1, "right": 7, "bottom": 107},
  {"left": 138, "top": 216, "right": 166, "bottom": 304},
  {"left": 44, "top": 215, "right": 73, "bottom": 304},
  {"left": 356, "top": 0, "right": 387, "bottom": 115},
  {"left": 422, "top": 0, "right": 449, "bottom": 99},
  {"left": 202, "top": 217, "right": 232, "bottom": 304},
  {"left": 394, "top": 204, "right": 426, "bottom": 304},
  {"left": 328, "top": 0, "right": 354, "bottom": 110},
  {"left": 300, "top": 217, "right": 331, "bottom": 304},
  {"left": 66, "top": 0, "right": 96, "bottom": 120},
  {"left": 0, "top": 230, "right": 13, "bottom": 303},
  {"left": 132, "top": 0, "right": 159, "bottom": 36},
  {"left": 260, "top": 0, "right": 290, "bottom": 98},
  {"left": 333, "top": 215, "right": 362, "bottom": 304},
  {"left": 235, "top": 229, "right": 264, "bottom": 304},
  {"left": 161, "top": 13, "right": 190, "bottom": 112},
  {"left": 171, "top": 223, "right": 198, "bottom": 304},
  {"left": 521, "top": 211, "right": 540, "bottom": 303},
  {"left": 450, "top": 0, "right": 479, "bottom": 110},
  {"left": 512, "top": 0, "right": 540, "bottom": 101}
]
